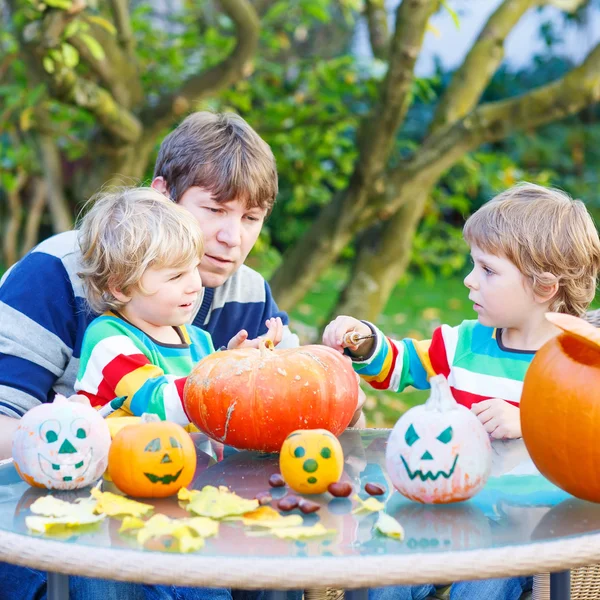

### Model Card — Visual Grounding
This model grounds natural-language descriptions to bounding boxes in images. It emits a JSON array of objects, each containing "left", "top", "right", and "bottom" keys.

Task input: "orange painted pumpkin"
[
  {"left": 183, "top": 342, "right": 358, "bottom": 452},
  {"left": 107, "top": 414, "right": 196, "bottom": 498},
  {"left": 521, "top": 312, "right": 600, "bottom": 502}
]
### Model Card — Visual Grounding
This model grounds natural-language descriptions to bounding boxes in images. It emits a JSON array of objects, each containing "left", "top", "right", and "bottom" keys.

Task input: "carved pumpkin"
[
  {"left": 12, "top": 394, "right": 111, "bottom": 490},
  {"left": 184, "top": 342, "right": 358, "bottom": 452},
  {"left": 386, "top": 375, "right": 491, "bottom": 504},
  {"left": 108, "top": 414, "right": 196, "bottom": 498},
  {"left": 521, "top": 312, "right": 600, "bottom": 503},
  {"left": 280, "top": 429, "right": 344, "bottom": 494}
]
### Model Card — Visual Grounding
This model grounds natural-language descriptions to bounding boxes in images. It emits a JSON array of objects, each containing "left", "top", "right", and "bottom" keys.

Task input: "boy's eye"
[
  {"left": 170, "top": 273, "right": 182, "bottom": 281},
  {"left": 482, "top": 266, "right": 494, "bottom": 275}
]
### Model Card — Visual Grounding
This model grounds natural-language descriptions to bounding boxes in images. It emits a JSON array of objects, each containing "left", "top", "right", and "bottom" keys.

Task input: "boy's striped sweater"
[
  {"left": 75, "top": 312, "right": 215, "bottom": 425},
  {"left": 354, "top": 320, "right": 535, "bottom": 408}
]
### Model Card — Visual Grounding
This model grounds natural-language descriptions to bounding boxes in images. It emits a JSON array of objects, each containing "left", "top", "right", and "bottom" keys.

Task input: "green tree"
[{"left": 269, "top": 0, "right": 600, "bottom": 322}]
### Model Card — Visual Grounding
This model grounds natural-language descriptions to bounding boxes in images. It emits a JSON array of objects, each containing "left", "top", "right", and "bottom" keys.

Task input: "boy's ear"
[
  {"left": 151, "top": 176, "right": 170, "bottom": 199},
  {"left": 108, "top": 279, "right": 131, "bottom": 304},
  {"left": 534, "top": 272, "right": 559, "bottom": 304}
]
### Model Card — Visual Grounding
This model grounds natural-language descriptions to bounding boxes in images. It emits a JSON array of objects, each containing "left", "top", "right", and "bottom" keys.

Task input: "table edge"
[{"left": 2, "top": 528, "right": 600, "bottom": 589}]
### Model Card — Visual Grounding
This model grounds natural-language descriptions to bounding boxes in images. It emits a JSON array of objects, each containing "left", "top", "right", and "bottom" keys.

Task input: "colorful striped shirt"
[
  {"left": 353, "top": 320, "right": 535, "bottom": 408},
  {"left": 74, "top": 312, "right": 215, "bottom": 426},
  {"left": 0, "top": 230, "right": 297, "bottom": 417}
]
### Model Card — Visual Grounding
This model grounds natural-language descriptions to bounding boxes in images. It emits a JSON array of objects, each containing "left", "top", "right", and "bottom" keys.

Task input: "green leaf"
[
  {"left": 78, "top": 33, "right": 105, "bottom": 61},
  {"left": 61, "top": 43, "right": 79, "bottom": 68},
  {"left": 85, "top": 15, "right": 117, "bottom": 35},
  {"left": 44, "top": 0, "right": 73, "bottom": 8},
  {"left": 64, "top": 20, "right": 80, "bottom": 39},
  {"left": 440, "top": 0, "right": 460, "bottom": 30},
  {"left": 43, "top": 56, "right": 54, "bottom": 73}
]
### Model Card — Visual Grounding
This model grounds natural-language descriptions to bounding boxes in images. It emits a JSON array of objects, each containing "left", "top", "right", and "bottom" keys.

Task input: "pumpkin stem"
[
  {"left": 140, "top": 413, "right": 162, "bottom": 424},
  {"left": 258, "top": 338, "right": 275, "bottom": 357},
  {"left": 426, "top": 375, "right": 457, "bottom": 412}
]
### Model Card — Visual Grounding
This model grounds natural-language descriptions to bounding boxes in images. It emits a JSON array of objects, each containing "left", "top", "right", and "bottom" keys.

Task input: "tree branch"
[
  {"left": 109, "top": 0, "right": 135, "bottom": 60},
  {"left": 142, "top": 0, "right": 260, "bottom": 134},
  {"left": 390, "top": 41, "right": 600, "bottom": 202},
  {"left": 364, "top": 0, "right": 389, "bottom": 60},
  {"left": 430, "top": 0, "right": 588, "bottom": 132},
  {"left": 50, "top": 65, "right": 142, "bottom": 143},
  {"left": 22, "top": 177, "right": 47, "bottom": 256}
]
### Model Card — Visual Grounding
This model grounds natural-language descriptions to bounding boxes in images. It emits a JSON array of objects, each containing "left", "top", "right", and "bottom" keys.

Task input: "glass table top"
[{"left": 0, "top": 429, "right": 598, "bottom": 559}]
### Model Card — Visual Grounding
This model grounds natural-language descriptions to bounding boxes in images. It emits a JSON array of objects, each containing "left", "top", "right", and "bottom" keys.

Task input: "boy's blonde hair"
[
  {"left": 154, "top": 111, "right": 278, "bottom": 212},
  {"left": 77, "top": 187, "right": 204, "bottom": 314},
  {"left": 463, "top": 182, "right": 600, "bottom": 316}
]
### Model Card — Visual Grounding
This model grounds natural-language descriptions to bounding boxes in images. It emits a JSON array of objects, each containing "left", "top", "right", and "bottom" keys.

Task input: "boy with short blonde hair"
[
  {"left": 324, "top": 182, "right": 600, "bottom": 600},
  {"left": 324, "top": 182, "right": 600, "bottom": 439},
  {"left": 75, "top": 187, "right": 282, "bottom": 424}
]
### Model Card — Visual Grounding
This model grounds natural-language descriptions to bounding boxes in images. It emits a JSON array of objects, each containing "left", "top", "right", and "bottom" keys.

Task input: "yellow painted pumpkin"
[
  {"left": 280, "top": 429, "right": 344, "bottom": 494},
  {"left": 108, "top": 414, "right": 196, "bottom": 498}
]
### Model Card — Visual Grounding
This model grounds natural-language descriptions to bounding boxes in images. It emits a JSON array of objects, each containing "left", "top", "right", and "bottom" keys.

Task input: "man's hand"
[
  {"left": 322, "top": 316, "right": 372, "bottom": 356},
  {"left": 471, "top": 399, "right": 521, "bottom": 439},
  {"left": 227, "top": 317, "right": 283, "bottom": 350}
]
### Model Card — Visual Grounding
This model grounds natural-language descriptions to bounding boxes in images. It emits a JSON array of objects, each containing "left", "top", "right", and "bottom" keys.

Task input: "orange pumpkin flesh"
[
  {"left": 108, "top": 418, "right": 196, "bottom": 498},
  {"left": 183, "top": 343, "right": 358, "bottom": 452},
  {"left": 521, "top": 312, "right": 600, "bottom": 502}
]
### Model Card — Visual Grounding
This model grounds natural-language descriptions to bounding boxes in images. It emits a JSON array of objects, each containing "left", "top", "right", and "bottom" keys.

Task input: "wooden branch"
[
  {"left": 394, "top": 41, "right": 600, "bottom": 195},
  {"left": 430, "top": 0, "right": 588, "bottom": 132},
  {"left": 3, "top": 171, "right": 26, "bottom": 268},
  {"left": 50, "top": 66, "right": 142, "bottom": 143},
  {"left": 430, "top": 0, "right": 536, "bottom": 132},
  {"left": 143, "top": 0, "right": 260, "bottom": 133},
  {"left": 354, "top": 0, "right": 438, "bottom": 187},
  {"left": 364, "top": 0, "right": 389, "bottom": 60},
  {"left": 109, "top": 0, "right": 135, "bottom": 59},
  {"left": 22, "top": 177, "right": 48, "bottom": 256}
]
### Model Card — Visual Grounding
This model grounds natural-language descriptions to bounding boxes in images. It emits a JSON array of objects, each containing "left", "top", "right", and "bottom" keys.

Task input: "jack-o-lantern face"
[
  {"left": 108, "top": 416, "right": 196, "bottom": 498},
  {"left": 280, "top": 429, "right": 344, "bottom": 494},
  {"left": 12, "top": 395, "right": 111, "bottom": 490},
  {"left": 386, "top": 376, "right": 491, "bottom": 504}
]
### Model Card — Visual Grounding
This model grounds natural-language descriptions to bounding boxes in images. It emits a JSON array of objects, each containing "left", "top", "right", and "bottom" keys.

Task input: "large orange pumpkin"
[
  {"left": 183, "top": 342, "right": 358, "bottom": 452},
  {"left": 521, "top": 312, "right": 600, "bottom": 502}
]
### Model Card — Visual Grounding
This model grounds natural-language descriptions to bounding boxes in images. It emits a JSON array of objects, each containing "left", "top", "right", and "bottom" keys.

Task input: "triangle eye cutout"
[
  {"left": 405, "top": 424, "right": 419, "bottom": 446},
  {"left": 437, "top": 426, "right": 453, "bottom": 444}
]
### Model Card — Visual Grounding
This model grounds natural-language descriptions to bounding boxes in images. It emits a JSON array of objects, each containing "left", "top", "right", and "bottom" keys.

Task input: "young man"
[{"left": 0, "top": 111, "right": 304, "bottom": 459}]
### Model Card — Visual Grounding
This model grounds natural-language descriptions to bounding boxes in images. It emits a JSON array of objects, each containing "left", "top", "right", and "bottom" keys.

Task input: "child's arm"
[
  {"left": 75, "top": 319, "right": 193, "bottom": 426},
  {"left": 471, "top": 399, "right": 522, "bottom": 439},
  {"left": 322, "top": 316, "right": 375, "bottom": 356},
  {"left": 226, "top": 317, "right": 284, "bottom": 350}
]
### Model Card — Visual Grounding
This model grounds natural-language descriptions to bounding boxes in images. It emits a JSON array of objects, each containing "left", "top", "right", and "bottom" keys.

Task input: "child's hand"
[
  {"left": 322, "top": 316, "right": 372, "bottom": 355},
  {"left": 471, "top": 399, "right": 522, "bottom": 440},
  {"left": 227, "top": 317, "right": 283, "bottom": 350}
]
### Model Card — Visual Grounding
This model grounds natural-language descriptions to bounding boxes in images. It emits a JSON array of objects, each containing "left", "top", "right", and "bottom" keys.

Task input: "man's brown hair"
[{"left": 154, "top": 111, "right": 278, "bottom": 212}]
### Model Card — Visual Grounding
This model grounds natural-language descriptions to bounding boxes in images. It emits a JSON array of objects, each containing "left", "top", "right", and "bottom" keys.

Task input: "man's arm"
[{"left": 0, "top": 242, "right": 79, "bottom": 418}]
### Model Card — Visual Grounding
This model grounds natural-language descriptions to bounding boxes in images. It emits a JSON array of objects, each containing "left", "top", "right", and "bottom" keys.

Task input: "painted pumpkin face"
[
  {"left": 108, "top": 416, "right": 196, "bottom": 498},
  {"left": 386, "top": 375, "right": 491, "bottom": 504},
  {"left": 280, "top": 429, "right": 344, "bottom": 494},
  {"left": 12, "top": 394, "right": 111, "bottom": 490}
]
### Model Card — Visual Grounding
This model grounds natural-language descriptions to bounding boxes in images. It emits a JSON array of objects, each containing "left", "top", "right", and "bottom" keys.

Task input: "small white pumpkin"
[
  {"left": 12, "top": 394, "right": 111, "bottom": 490},
  {"left": 385, "top": 375, "right": 491, "bottom": 504}
]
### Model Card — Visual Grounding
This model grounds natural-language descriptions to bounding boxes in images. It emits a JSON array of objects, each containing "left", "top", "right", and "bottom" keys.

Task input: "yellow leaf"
[
  {"left": 374, "top": 513, "right": 404, "bottom": 540},
  {"left": 182, "top": 517, "right": 219, "bottom": 538},
  {"left": 257, "top": 523, "right": 336, "bottom": 540},
  {"left": 119, "top": 516, "right": 146, "bottom": 533},
  {"left": 85, "top": 15, "right": 117, "bottom": 35},
  {"left": 242, "top": 514, "right": 304, "bottom": 529},
  {"left": 240, "top": 506, "right": 281, "bottom": 521},
  {"left": 30, "top": 496, "right": 77, "bottom": 517},
  {"left": 91, "top": 488, "right": 153, "bottom": 517},
  {"left": 177, "top": 487, "right": 198, "bottom": 502},
  {"left": 426, "top": 22, "right": 441, "bottom": 37},
  {"left": 351, "top": 495, "right": 385, "bottom": 514},
  {"left": 26, "top": 510, "right": 105, "bottom": 533},
  {"left": 19, "top": 107, "right": 34, "bottom": 132},
  {"left": 133, "top": 514, "right": 218, "bottom": 553},
  {"left": 185, "top": 486, "right": 258, "bottom": 519}
]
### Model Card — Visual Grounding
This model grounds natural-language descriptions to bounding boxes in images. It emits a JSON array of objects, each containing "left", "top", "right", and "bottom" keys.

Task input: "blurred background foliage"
[{"left": 2, "top": 0, "right": 600, "bottom": 424}]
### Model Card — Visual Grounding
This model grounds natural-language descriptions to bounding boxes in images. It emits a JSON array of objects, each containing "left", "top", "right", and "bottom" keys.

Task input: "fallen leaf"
[
  {"left": 91, "top": 488, "right": 153, "bottom": 517},
  {"left": 374, "top": 513, "right": 404, "bottom": 540},
  {"left": 184, "top": 486, "right": 258, "bottom": 519},
  {"left": 352, "top": 495, "right": 385, "bottom": 514},
  {"left": 242, "top": 514, "right": 304, "bottom": 529},
  {"left": 26, "top": 511, "right": 105, "bottom": 533},
  {"left": 251, "top": 523, "right": 336, "bottom": 540}
]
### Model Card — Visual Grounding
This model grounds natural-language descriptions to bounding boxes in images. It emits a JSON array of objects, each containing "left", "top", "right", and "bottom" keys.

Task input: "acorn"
[
  {"left": 328, "top": 482, "right": 353, "bottom": 497},
  {"left": 365, "top": 482, "right": 386, "bottom": 496}
]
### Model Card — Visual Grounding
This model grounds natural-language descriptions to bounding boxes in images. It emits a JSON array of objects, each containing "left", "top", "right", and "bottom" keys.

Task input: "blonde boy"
[
  {"left": 75, "top": 187, "right": 282, "bottom": 424},
  {"left": 324, "top": 182, "right": 600, "bottom": 440}
]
